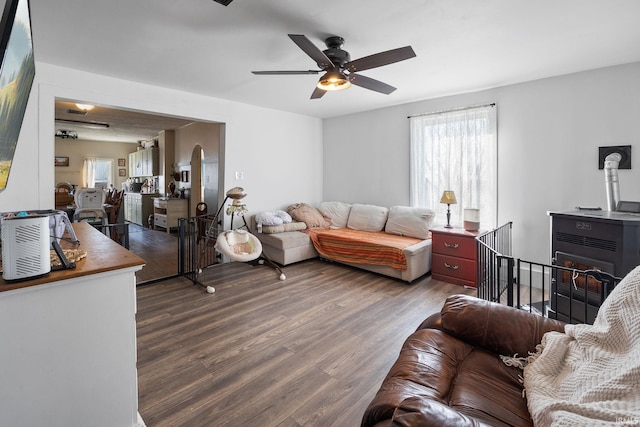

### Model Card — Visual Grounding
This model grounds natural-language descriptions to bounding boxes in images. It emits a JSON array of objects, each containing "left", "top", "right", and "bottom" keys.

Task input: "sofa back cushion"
[
  {"left": 319, "top": 201, "right": 352, "bottom": 229},
  {"left": 347, "top": 204, "right": 389, "bottom": 232},
  {"left": 385, "top": 206, "right": 435, "bottom": 239}
]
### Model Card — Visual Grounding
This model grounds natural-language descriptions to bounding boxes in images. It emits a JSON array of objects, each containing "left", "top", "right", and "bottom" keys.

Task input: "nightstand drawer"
[
  {"left": 432, "top": 233, "right": 476, "bottom": 258},
  {"left": 432, "top": 254, "right": 477, "bottom": 282}
]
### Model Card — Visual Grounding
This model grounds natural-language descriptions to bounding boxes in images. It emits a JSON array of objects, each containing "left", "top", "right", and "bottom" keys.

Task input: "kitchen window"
[{"left": 83, "top": 157, "right": 113, "bottom": 190}]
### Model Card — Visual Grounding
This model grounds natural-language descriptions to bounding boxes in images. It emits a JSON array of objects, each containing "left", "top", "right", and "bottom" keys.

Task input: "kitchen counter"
[
  {"left": 0, "top": 222, "right": 146, "bottom": 427},
  {"left": 1, "top": 221, "right": 145, "bottom": 291}
]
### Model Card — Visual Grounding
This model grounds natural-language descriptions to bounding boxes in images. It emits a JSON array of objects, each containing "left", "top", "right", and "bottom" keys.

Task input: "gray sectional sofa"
[{"left": 250, "top": 202, "right": 435, "bottom": 282}]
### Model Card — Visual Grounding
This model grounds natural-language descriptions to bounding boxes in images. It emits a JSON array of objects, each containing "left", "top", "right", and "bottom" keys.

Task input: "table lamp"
[{"left": 440, "top": 191, "right": 457, "bottom": 228}]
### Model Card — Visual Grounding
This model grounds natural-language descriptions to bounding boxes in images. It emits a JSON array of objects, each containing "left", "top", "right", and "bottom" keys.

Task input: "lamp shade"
[{"left": 440, "top": 190, "right": 457, "bottom": 204}]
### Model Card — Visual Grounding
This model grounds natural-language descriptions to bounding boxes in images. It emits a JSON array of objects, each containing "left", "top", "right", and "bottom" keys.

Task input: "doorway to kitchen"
[{"left": 54, "top": 99, "right": 224, "bottom": 284}]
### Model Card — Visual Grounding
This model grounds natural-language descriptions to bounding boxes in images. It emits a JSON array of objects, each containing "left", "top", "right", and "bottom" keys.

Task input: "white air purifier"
[{"left": 1, "top": 214, "right": 51, "bottom": 281}]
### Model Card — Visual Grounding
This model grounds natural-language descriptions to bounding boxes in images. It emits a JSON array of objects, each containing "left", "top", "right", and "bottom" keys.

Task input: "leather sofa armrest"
[
  {"left": 439, "top": 294, "right": 566, "bottom": 357},
  {"left": 415, "top": 312, "right": 442, "bottom": 331}
]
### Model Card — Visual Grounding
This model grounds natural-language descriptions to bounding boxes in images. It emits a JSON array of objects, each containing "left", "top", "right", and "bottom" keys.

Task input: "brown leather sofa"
[{"left": 362, "top": 294, "right": 565, "bottom": 427}]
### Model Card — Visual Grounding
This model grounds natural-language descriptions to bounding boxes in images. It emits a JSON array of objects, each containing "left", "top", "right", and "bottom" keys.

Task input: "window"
[
  {"left": 83, "top": 157, "right": 113, "bottom": 190},
  {"left": 409, "top": 104, "right": 497, "bottom": 229}
]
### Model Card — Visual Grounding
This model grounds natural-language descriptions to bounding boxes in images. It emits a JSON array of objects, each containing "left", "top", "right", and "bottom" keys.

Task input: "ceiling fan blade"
[
  {"left": 252, "top": 70, "right": 320, "bottom": 75},
  {"left": 344, "top": 46, "right": 416, "bottom": 73},
  {"left": 288, "top": 34, "right": 334, "bottom": 70},
  {"left": 310, "top": 87, "right": 326, "bottom": 99},
  {"left": 348, "top": 73, "right": 397, "bottom": 95}
]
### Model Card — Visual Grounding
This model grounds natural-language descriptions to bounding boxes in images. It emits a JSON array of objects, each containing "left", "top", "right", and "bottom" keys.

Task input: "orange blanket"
[{"left": 305, "top": 228, "right": 423, "bottom": 270}]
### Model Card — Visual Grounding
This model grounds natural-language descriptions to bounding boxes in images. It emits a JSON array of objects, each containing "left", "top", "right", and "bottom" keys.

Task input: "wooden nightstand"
[{"left": 431, "top": 226, "right": 483, "bottom": 288}]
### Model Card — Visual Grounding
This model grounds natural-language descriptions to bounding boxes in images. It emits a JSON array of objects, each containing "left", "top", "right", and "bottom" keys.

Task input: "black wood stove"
[{"left": 549, "top": 210, "right": 640, "bottom": 323}]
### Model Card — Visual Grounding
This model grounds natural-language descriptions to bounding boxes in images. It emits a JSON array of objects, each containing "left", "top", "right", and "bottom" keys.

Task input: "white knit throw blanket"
[{"left": 522, "top": 265, "right": 640, "bottom": 426}]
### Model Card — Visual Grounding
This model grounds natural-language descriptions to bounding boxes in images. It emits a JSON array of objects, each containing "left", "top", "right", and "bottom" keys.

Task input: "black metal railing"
[
  {"left": 476, "top": 222, "right": 513, "bottom": 303},
  {"left": 476, "top": 223, "right": 622, "bottom": 324}
]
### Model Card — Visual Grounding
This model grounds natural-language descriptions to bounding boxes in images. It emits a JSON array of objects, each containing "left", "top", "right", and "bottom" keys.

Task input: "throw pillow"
[
  {"left": 286, "top": 203, "right": 330, "bottom": 229},
  {"left": 347, "top": 204, "right": 389, "bottom": 232},
  {"left": 274, "top": 210, "right": 292, "bottom": 224},
  {"left": 385, "top": 206, "right": 435, "bottom": 239},
  {"left": 255, "top": 210, "right": 292, "bottom": 226},
  {"left": 319, "top": 201, "right": 352, "bottom": 229}
]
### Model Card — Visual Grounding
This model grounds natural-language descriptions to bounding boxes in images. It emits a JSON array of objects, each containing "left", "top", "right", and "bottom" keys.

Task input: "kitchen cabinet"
[
  {"left": 128, "top": 148, "right": 158, "bottom": 178},
  {"left": 154, "top": 197, "right": 188, "bottom": 233},
  {"left": 124, "top": 192, "right": 156, "bottom": 226}
]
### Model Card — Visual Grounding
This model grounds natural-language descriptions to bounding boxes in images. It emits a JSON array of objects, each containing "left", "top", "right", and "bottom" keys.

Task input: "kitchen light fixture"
[
  {"left": 75, "top": 103, "right": 95, "bottom": 111},
  {"left": 440, "top": 190, "right": 457, "bottom": 228},
  {"left": 317, "top": 70, "right": 351, "bottom": 91},
  {"left": 55, "top": 119, "right": 109, "bottom": 129}
]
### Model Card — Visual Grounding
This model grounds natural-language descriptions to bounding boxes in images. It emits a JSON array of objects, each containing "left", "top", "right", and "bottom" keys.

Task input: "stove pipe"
[{"left": 604, "top": 152, "right": 622, "bottom": 211}]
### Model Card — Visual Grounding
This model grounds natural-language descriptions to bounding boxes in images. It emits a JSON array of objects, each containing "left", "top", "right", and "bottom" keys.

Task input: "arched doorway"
[{"left": 190, "top": 145, "right": 219, "bottom": 218}]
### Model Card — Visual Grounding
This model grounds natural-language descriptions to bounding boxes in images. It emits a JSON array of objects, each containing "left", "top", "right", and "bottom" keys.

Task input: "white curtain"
[
  {"left": 410, "top": 104, "right": 497, "bottom": 229},
  {"left": 82, "top": 157, "right": 96, "bottom": 188}
]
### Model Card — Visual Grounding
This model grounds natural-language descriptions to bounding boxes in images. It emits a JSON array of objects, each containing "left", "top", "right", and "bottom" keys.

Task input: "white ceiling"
[{"left": 34, "top": 0, "right": 640, "bottom": 131}]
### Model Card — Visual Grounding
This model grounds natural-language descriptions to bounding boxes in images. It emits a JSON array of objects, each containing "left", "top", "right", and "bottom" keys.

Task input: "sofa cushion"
[
  {"left": 319, "top": 201, "right": 352, "bottom": 229},
  {"left": 385, "top": 206, "right": 435, "bottom": 239},
  {"left": 256, "top": 230, "right": 311, "bottom": 251},
  {"left": 261, "top": 221, "right": 307, "bottom": 234},
  {"left": 347, "top": 204, "right": 389, "bottom": 232},
  {"left": 287, "top": 203, "right": 329, "bottom": 228}
]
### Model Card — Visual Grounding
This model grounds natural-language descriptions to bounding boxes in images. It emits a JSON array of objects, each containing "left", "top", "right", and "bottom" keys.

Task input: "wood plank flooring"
[
  {"left": 127, "top": 224, "right": 179, "bottom": 284},
  {"left": 136, "top": 260, "right": 475, "bottom": 426}
]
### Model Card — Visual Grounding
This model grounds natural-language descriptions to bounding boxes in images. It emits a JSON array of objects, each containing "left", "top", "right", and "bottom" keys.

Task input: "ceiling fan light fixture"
[{"left": 317, "top": 70, "right": 351, "bottom": 91}]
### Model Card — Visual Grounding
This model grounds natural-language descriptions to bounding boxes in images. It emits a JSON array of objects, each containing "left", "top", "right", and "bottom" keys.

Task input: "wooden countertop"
[{"left": 1, "top": 222, "right": 145, "bottom": 292}]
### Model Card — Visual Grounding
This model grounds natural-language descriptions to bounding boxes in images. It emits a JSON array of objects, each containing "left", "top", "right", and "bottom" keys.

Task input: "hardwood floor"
[
  {"left": 136, "top": 260, "right": 475, "bottom": 426},
  {"left": 127, "top": 224, "right": 179, "bottom": 284}
]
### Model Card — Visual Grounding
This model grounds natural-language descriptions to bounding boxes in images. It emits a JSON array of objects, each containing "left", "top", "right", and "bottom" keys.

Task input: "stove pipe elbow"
[{"left": 604, "top": 152, "right": 622, "bottom": 211}]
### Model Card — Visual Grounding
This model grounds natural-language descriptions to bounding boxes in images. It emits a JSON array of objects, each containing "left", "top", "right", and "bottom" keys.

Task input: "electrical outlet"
[{"left": 235, "top": 171, "right": 244, "bottom": 180}]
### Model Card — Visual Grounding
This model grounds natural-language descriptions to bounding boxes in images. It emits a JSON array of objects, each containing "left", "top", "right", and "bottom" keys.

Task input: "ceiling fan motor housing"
[{"left": 323, "top": 36, "right": 350, "bottom": 68}]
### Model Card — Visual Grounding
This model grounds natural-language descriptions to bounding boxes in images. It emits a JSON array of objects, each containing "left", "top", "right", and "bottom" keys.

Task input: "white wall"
[
  {"left": 0, "top": 62, "right": 324, "bottom": 229},
  {"left": 323, "top": 61, "right": 640, "bottom": 264}
]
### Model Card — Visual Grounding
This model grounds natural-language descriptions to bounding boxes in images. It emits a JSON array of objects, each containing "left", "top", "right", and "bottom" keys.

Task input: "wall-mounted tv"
[{"left": 0, "top": 0, "right": 35, "bottom": 192}]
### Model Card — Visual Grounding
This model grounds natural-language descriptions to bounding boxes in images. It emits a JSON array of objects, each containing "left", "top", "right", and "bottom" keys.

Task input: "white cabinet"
[
  {"left": 124, "top": 193, "right": 156, "bottom": 226},
  {"left": 128, "top": 148, "right": 158, "bottom": 177}
]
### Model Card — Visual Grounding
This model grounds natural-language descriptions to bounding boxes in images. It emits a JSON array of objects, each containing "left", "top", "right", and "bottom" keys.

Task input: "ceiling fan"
[{"left": 252, "top": 34, "right": 416, "bottom": 99}]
